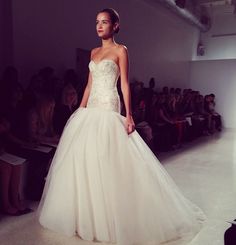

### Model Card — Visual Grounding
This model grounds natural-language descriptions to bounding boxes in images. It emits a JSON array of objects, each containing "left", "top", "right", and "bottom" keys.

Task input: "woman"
[
  {"left": 53, "top": 84, "right": 78, "bottom": 135},
  {"left": 27, "top": 95, "right": 59, "bottom": 144},
  {"left": 0, "top": 117, "right": 30, "bottom": 215},
  {"left": 26, "top": 95, "right": 59, "bottom": 197},
  {"left": 38, "top": 8, "right": 205, "bottom": 245}
]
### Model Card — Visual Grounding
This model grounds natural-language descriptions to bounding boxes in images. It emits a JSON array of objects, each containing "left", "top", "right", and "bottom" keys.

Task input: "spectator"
[
  {"left": 63, "top": 69, "right": 80, "bottom": 91},
  {"left": 54, "top": 84, "right": 78, "bottom": 135},
  {"left": 208, "top": 94, "right": 222, "bottom": 131},
  {"left": 27, "top": 95, "right": 59, "bottom": 144},
  {"left": 144, "top": 77, "right": 156, "bottom": 123},
  {"left": 0, "top": 117, "right": 30, "bottom": 215},
  {"left": 162, "top": 86, "right": 169, "bottom": 96},
  {"left": 152, "top": 93, "right": 177, "bottom": 150},
  {"left": 193, "top": 95, "right": 212, "bottom": 135},
  {"left": 133, "top": 96, "right": 154, "bottom": 149}
]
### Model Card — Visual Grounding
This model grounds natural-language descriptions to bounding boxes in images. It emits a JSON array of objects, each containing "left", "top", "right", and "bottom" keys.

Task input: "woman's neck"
[{"left": 101, "top": 37, "right": 116, "bottom": 49}]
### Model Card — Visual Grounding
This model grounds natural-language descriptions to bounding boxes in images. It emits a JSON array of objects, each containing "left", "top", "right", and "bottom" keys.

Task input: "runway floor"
[{"left": 1, "top": 129, "right": 235, "bottom": 245}]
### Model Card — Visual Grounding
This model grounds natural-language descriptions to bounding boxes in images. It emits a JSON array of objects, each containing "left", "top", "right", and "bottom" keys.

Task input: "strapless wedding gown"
[{"left": 38, "top": 59, "right": 205, "bottom": 245}]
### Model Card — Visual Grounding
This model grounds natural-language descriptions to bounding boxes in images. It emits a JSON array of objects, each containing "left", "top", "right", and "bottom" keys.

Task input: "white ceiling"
[
  {"left": 197, "top": 0, "right": 234, "bottom": 5},
  {"left": 196, "top": 0, "right": 236, "bottom": 16}
]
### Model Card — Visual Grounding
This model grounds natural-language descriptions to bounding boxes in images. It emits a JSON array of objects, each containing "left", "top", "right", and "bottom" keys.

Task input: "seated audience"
[
  {"left": 27, "top": 95, "right": 59, "bottom": 144},
  {"left": 132, "top": 96, "right": 154, "bottom": 150},
  {"left": 208, "top": 94, "right": 222, "bottom": 131},
  {"left": 1, "top": 66, "right": 222, "bottom": 155},
  {"left": 193, "top": 95, "right": 212, "bottom": 135},
  {"left": 152, "top": 93, "right": 177, "bottom": 150},
  {"left": 54, "top": 84, "right": 78, "bottom": 135},
  {"left": 0, "top": 117, "right": 30, "bottom": 215},
  {"left": 144, "top": 77, "right": 156, "bottom": 123},
  {"left": 63, "top": 69, "right": 83, "bottom": 102}
]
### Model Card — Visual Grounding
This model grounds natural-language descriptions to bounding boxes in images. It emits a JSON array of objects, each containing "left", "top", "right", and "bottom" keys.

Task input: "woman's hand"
[{"left": 125, "top": 115, "right": 135, "bottom": 135}]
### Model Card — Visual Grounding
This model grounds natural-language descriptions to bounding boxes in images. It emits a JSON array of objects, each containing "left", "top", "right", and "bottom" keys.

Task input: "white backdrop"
[
  {"left": 11, "top": 0, "right": 198, "bottom": 88},
  {"left": 190, "top": 59, "right": 236, "bottom": 128}
]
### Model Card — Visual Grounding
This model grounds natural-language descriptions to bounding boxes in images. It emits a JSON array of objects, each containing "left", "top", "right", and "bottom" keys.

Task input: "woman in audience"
[
  {"left": 27, "top": 95, "right": 59, "bottom": 145},
  {"left": 0, "top": 83, "right": 33, "bottom": 152},
  {"left": 22, "top": 95, "right": 59, "bottom": 200},
  {"left": 208, "top": 94, "right": 222, "bottom": 131},
  {"left": 54, "top": 84, "right": 78, "bottom": 135},
  {"left": 1, "top": 83, "right": 26, "bottom": 139},
  {"left": 38, "top": 67, "right": 57, "bottom": 96},
  {"left": 144, "top": 77, "right": 156, "bottom": 123},
  {"left": 0, "top": 91, "right": 43, "bottom": 202},
  {"left": 204, "top": 95, "right": 216, "bottom": 133},
  {"left": 132, "top": 95, "right": 154, "bottom": 149},
  {"left": 0, "top": 117, "right": 30, "bottom": 215},
  {"left": 131, "top": 80, "right": 145, "bottom": 110},
  {"left": 149, "top": 92, "right": 159, "bottom": 123},
  {"left": 181, "top": 90, "right": 195, "bottom": 116},
  {"left": 23, "top": 74, "right": 44, "bottom": 110},
  {"left": 152, "top": 93, "right": 177, "bottom": 150},
  {"left": 63, "top": 69, "right": 81, "bottom": 93},
  {"left": 162, "top": 86, "right": 169, "bottom": 95},
  {"left": 167, "top": 92, "right": 186, "bottom": 147},
  {"left": 193, "top": 95, "right": 212, "bottom": 135}
]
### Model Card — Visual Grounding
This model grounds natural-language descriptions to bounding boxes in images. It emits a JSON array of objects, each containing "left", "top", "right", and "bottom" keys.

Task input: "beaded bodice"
[{"left": 87, "top": 59, "right": 120, "bottom": 113}]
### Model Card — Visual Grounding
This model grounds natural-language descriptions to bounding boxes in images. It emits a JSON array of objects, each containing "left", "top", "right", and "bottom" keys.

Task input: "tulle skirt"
[{"left": 38, "top": 107, "right": 205, "bottom": 245}]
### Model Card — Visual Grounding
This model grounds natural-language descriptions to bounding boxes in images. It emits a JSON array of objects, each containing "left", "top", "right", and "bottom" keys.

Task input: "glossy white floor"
[{"left": 1, "top": 129, "right": 235, "bottom": 245}]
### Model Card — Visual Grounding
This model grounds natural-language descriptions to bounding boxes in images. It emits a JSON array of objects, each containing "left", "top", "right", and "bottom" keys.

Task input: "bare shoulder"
[
  {"left": 91, "top": 47, "right": 101, "bottom": 57},
  {"left": 116, "top": 44, "right": 128, "bottom": 59},
  {"left": 117, "top": 44, "right": 128, "bottom": 53}
]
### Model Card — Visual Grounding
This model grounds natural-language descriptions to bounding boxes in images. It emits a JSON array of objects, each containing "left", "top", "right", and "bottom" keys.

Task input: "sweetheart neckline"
[{"left": 90, "top": 59, "right": 119, "bottom": 69}]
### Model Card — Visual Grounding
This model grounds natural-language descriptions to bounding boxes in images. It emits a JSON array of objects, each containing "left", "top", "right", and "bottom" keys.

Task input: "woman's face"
[{"left": 96, "top": 12, "right": 115, "bottom": 39}]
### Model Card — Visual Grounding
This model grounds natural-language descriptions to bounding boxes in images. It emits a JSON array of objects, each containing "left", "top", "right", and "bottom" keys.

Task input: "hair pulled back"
[{"left": 99, "top": 8, "right": 120, "bottom": 33}]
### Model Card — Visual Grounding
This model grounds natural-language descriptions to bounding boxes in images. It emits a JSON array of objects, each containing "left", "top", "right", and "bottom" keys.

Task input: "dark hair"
[
  {"left": 99, "top": 8, "right": 120, "bottom": 33},
  {"left": 149, "top": 77, "right": 155, "bottom": 88}
]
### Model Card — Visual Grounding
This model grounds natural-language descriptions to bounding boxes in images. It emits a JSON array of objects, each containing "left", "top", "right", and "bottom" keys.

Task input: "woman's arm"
[{"left": 118, "top": 45, "right": 135, "bottom": 134}]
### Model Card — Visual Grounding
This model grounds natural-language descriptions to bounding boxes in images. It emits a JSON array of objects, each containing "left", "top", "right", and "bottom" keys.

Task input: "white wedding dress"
[{"left": 38, "top": 59, "right": 205, "bottom": 245}]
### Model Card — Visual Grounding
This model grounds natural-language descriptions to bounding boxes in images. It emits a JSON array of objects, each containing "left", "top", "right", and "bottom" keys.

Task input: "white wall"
[
  {"left": 190, "top": 59, "right": 236, "bottom": 128},
  {"left": 190, "top": 5, "right": 236, "bottom": 128},
  {"left": 192, "top": 5, "right": 236, "bottom": 61},
  {"left": 12, "top": 0, "right": 198, "bottom": 88}
]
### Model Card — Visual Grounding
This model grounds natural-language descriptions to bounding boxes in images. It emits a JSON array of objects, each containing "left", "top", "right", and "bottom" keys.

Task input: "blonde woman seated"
[
  {"left": 54, "top": 84, "right": 78, "bottom": 135},
  {"left": 27, "top": 95, "right": 59, "bottom": 145}
]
